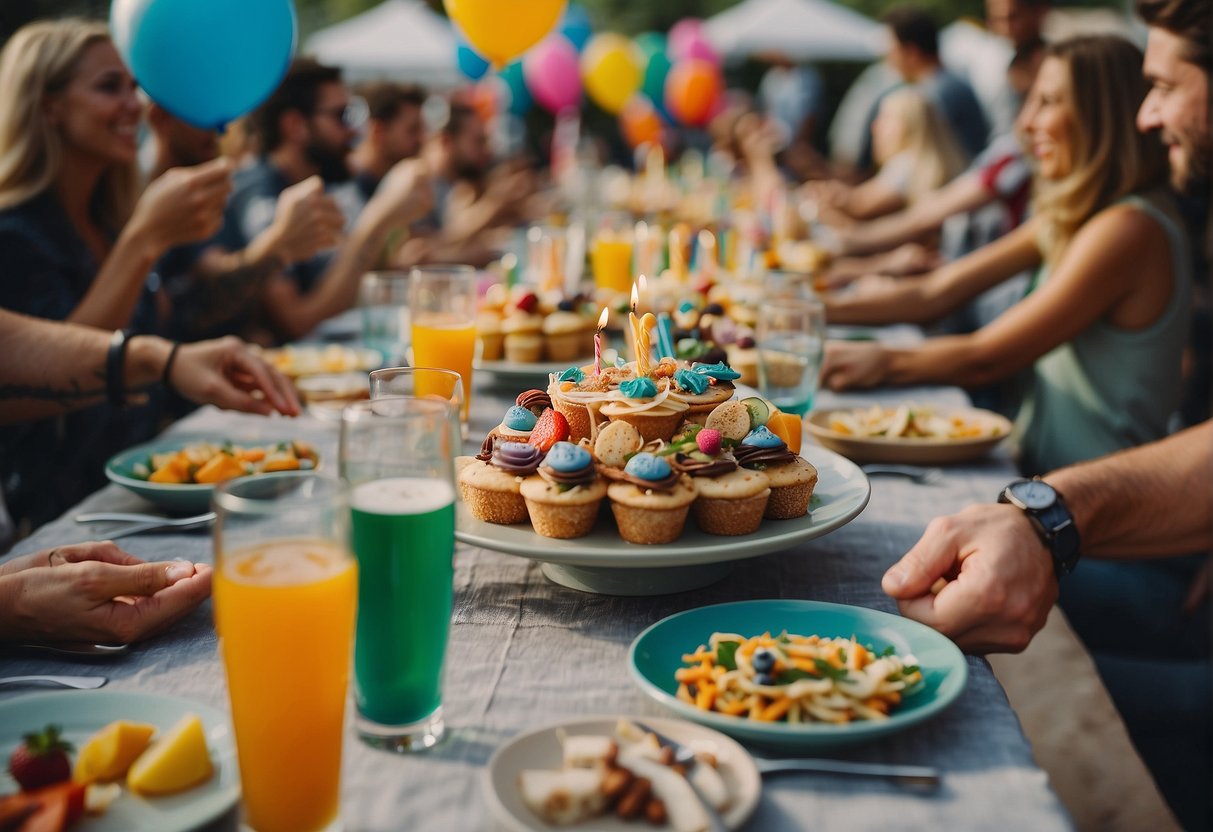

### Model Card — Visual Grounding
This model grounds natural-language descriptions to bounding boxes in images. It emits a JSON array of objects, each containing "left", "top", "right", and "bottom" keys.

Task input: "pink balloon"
[
  {"left": 523, "top": 35, "right": 582, "bottom": 114},
  {"left": 668, "top": 18, "right": 703, "bottom": 58},
  {"left": 679, "top": 34, "right": 719, "bottom": 65}
]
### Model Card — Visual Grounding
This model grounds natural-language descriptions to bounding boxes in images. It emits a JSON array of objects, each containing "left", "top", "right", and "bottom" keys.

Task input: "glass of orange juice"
[
  {"left": 213, "top": 473, "right": 356, "bottom": 832},
  {"left": 409, "top": 266, "right": 477, "bottom": 430},
  {"left": 590, "top": 212, "right": 634, "bottom": 294}
]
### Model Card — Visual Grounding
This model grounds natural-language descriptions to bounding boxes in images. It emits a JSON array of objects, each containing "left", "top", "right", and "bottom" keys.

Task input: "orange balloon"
[
  {"left": 665, "top": 59, "right": 722, "bottom": 127},
  {"left": 619, "top": 95, "right": 662, "bottom": 149}
]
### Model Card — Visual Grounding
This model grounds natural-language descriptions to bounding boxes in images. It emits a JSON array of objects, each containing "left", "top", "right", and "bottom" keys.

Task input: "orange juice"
[
  {"left": 213, "top": 538, "right": 357, "bottom": 832},
  {"left": 412, "top": 313, "right": 476, "bottom": 419},
  {"left": 591, "top": 236, "right": 634, "bottom": 293}
]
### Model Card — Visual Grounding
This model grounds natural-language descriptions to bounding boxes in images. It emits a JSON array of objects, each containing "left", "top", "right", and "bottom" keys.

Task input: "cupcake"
[
  {"left": 598, "top": 376, "right": 689, "bottom": 444},
  {"left": 476, "top": 310, "right": 505, "bottom": 361},
  {"left": 669, "top": 366, "right": 737, "bottom": 427},
  {"left": 733, "top": 426, "right": 818, "bottom": 520},
  {"left": 543, "top": 310, "right": 590, "bottom": 362},
  {"left": 725, "top": 341, "right": 759, "bottom": 388},
  {"left": 502, "top": 312, "right": 544, "bottom": 363},
  {"left": 670, "top": 428, "right": 770, "bottom": 535},
  {"left": 604, "top": 453, "right": 697, "bottom": 544},
  {"left": 458, "top": 438, "right": 544, "bottom": 524},
  {"left": 549, "top": 365, "right": 628, "bottom": 444},
  {"left": 520, "top": 441, "right": 607, "bottom": 539},
  {"left": 491, "top": 405, "right": 538, "bottom": 442}
]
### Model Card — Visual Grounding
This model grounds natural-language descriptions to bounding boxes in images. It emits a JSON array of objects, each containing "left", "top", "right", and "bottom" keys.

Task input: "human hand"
[
  {"left": 366, "top": 159, "right": 433, "bottom": 229},
  {"left": 881, "top": 243, "right": 940, "bottom": 276},
  {"left": 130, "top": 157, "right": 233, "bottom": 253},
  {"left": 170, "top": 336, "right": 300, "bottom": 417},
  {"left": 0, "top": 542, "right": 212, "bottom": 645},
  {"left": 883, "top": 504, "right": 1057, "bottom": 653},
  {"left": 820, "top": 341, "right": 889, "bottom": 390},
  {"left": 265, "top": 176, "right": 345, "bottom": 264}
]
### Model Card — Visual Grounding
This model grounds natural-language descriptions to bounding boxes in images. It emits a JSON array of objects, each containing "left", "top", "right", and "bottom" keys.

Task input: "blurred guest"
[
  {"left": 757, "top": 55, "right": 826, "bottom": 181},
  {"left": 348, "top": 82, "right": 426, "bottom": 201},
  {"left": 822, "top": 36, "right": 1188, "bottom": 477},
  {"left": 968, "top": 0, "right": 1050, "bottom": 137}
]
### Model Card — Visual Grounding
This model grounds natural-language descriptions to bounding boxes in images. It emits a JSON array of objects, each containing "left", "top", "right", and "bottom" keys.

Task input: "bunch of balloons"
[{"left": 619, "top": 18, "right": 723, "bottom": 148}]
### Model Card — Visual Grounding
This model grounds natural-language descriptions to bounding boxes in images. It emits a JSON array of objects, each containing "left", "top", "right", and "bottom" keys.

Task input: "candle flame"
[
  {"left": 630, "top": 283, "right": 639, "bottom": 312},
  {"left": 597, "top": 307, "right": 609, "bottom": 329}
]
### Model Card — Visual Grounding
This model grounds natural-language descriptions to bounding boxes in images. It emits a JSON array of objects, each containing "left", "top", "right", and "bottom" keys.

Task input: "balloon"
[
  {"left": 641, "top": 48, "right": 672, "bottom": 107},
  {"left": 111, "top": 0, "right": 296, "bottom": 130},
  {"left": 619, "top": 94, "right": 663, "bottom": 149},
  {"left": 559, "top": 4, "right": 593, "bottom": 52},
  {"left": 445, "top": 0, "right": 566, "bottom": 67},
  {"left": 523, "top": 36, "right": 581, "bottom": 114},
  {"left": 667, "top": 18, "right": 703, "bottom": 60},
  {"left": 498, "top": 61, "right": 533, "bottom": 116},
  {"left": 456, "top": 36, "right": 490, "bottom": 80},
  {"left": 633, "top": 31, "right": 666, "bottom": 61},
  {"left": 678, "top": 35, "right": 719, "bottom": 65},
  {"left": 581, "top": 33, "right": 642, "bottom": 115},
  {"left": 665, "top": 59, "right": 723, "bottom": 127}
]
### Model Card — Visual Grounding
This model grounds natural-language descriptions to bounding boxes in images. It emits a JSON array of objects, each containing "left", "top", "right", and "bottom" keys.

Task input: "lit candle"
[
  {"left": 638, "top": 312, "right": 656, "bottom": 377},
  {"left": 595, "top": 307, "right": 608, "bottom": 376},
  {"left": 629, "top": 283, "right": 641, "bottom": 372}
]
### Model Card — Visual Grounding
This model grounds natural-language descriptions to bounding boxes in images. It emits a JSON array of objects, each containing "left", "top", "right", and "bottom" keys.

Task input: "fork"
[
  {"left": 861, "top": 464, "right": 944, "bottom": 485},
  {"left": 632, "top": 721, "right": 729, "bottom": 832},
  {"left": 75, "top": 511, "right": 216, "bottom": 540}
]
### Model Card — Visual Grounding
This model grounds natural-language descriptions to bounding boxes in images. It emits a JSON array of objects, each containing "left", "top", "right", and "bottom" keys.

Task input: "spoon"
[{"left": 0, "top": 675, "right": 108, "bottom": 690}]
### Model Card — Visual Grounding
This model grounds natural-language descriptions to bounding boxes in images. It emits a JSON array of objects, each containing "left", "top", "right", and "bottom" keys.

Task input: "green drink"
[{"left": 350, "top": 477, "right": 455, "bottom": 748}]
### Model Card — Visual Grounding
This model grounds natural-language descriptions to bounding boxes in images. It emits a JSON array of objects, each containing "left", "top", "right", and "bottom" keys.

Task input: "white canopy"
[
  {"left": 306, "top": 0, "right": 462, "bottom": 87},
  {"left": 704, "top": 0, "right": 886, "bottom": 63}
]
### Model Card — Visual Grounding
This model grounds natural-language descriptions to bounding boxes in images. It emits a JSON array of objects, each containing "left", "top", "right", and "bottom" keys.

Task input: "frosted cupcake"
[
  {"left": 668, "top": 365, "right": 737, "bottom": 427},
  {"left": 670, "top": 428, "right": 771, "bottom": 535},
  {"left": 502, "top": 312, "right": 544, "bottom": 363},
  {"left": 520, "top": 441, "right": 606, "bottom": 539},
  {"left": 549, "top": 365, "right": 630, "bottom": 444},
  {"left": 604, "top": 452, "right": 697, "bottom": 544},
  {"left": 543, "top": 310, "right": 590, "bottom": 362},
  {"left": 458, "top": 438, "right": 544, "bottom": 524},
  {"left": 490, "top": 405, "right": 538, "bottom": 442},
  {"left": 476, "top": 310, "right": 505, "bottom": 361},
  {"left": 598, "top": 376, "right": 689, "bottom": 444},
  {"left": 733, "top": 426, "right": 818, "bottom": 520}
]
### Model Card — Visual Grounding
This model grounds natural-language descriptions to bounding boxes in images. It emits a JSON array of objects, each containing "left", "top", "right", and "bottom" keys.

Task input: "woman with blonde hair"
[{"left": 822, "top": 35, "right": 1188, "bottom": 475}]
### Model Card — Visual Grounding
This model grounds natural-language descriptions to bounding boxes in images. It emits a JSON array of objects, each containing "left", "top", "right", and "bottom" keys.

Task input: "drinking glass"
[
  {"left": 764, "top": 270, "right": 816, "bottom": 301},
  {"left": 340, "top": 397, "right": 457, "bottom": 752},
  {"left": 408, "top": 266, "right": 477, "bottom": 423},
  {"left": 589, "top": 212, "right": 634, "bottom": 293},
  {"left": 359, "top": 271, "right": 410, "bottom": 363},
  {"left": 525, "top": 225, "right": 568, "bottom": 291},
  {"left": 212, "top": 473, "right": 355, "bottom": 832},
  {"left": 369, "top": 366, "right": 465, "bottom": 448},
  {"left": 757, "top": 297, "right": 826, "bottom": 416}
]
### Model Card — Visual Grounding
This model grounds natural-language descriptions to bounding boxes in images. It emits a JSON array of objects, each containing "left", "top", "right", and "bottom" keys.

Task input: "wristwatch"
[{"left": 997, "top": 478, "right": 1081, "bottom": 578}]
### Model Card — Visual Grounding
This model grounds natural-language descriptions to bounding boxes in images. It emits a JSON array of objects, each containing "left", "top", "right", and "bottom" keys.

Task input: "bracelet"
[
  {"left": 106, "top": 328, "right": 133, "bottom": 407},
  {"left": 161, "top": 341, "right": 183, "bottom": 393}
]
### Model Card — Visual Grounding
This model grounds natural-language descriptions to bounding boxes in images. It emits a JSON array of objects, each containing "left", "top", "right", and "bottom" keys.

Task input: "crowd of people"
[{"left": 0, "top": 0, "right": 1208, "bottom": 826}]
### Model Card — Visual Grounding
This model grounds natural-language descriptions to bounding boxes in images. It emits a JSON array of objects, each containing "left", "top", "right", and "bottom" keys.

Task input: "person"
[
  {"left": 218, "top": 58, "right": 433, "bottom": 341},
  {"left": 757, "top": 55, "right": 827, "bottom": 181},
  {"left": 883, "top": 3, "right": 1210, "bottom": 824},
  {"left": 973, "top": 0, "right": 1050, "bottom": 137},
  {"left": 348, "top": 81, "right": 426, "bottom": 202},
  {"left": 822, "top": 36, "right": 1189, "bottom": 477}
]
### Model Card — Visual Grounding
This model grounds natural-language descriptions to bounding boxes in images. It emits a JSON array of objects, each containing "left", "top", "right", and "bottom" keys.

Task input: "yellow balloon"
[
  {"left": 581, "top": 33, "right": 643, "bottom": 115},
  {"left": 445, "top": 0, "right": 567, "bottom": 68}
]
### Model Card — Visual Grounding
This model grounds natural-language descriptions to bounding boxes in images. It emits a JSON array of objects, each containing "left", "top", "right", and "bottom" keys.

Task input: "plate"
[
  {"left": 806, "top": 407, "right": 1012, "bottom": 464},
  {"left": 261, "top": 344, "right": 383, "bottom": 378},
  {"left": 629, "top": 600, "right": 968, "bottom": 749},
  {"left": 483, "top": 715, "right": 761, "bottom": 832},
  {"left": 105, "top": 434, "right": 320, "bottom": 514},
  {"left": 455, "top": 445, "right": 869, "bottom": 595},
  {"left": 0, "top": 690, "right": 240, "bottom": 832},
  {"left": 475, "top": 356, "right": 595, "bottom": 382}
]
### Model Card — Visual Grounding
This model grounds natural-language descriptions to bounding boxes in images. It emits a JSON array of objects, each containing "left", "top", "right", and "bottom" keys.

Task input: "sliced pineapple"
[{"left": 127, "top": 714, "right": 213, "bottom": 796}]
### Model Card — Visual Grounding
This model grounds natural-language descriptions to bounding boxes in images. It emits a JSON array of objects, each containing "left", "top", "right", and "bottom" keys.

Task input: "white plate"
[
  {"left": 483, "top": 715, "right": 761, "bottom": 832},
  {"left": 0, "top": 690, "right": 240, "bottom": 832},
  {"left": 806, "top": 407, "right": 1012, "bottom": 465},
  {"left": 475, "top": 357, "right": 595, "bottom": 381},
  {"left": 455, "top": 445, "right": 869, "bottom": 595}
]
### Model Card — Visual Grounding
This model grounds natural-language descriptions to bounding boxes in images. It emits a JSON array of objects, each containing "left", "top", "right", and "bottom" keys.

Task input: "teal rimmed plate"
[{"left": 628, "top": 599, "right": 968, "bottom": 748}]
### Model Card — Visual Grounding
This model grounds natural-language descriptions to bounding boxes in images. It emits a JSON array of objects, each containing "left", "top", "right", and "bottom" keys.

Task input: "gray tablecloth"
[{"left": 0, "top": 361, "right": 1071, "bottom": 831}]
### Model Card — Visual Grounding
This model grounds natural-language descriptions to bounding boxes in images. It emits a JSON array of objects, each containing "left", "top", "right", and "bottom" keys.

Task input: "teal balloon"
[
  {"left": 498, "top": 61, "right": 532, "bottom": 116},
  {"left": 111, "top": 0, "right": 296, "bottom": 130},
  {"left": 642, "top": 50, "right": 672, "bottom": 106},
  {"left": 634, "top": 31, "right": 666, "bottom": 61},
  {"left": 559, "top": 5, "right": 593, "bottom": 52},
  {"left": 456, "top": 37, "right": 490, "bottom": 80}
]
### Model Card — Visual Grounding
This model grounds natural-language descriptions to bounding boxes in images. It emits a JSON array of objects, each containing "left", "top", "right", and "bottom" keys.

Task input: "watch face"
[{"left": 1011, "top": 480, "right": 1056, "bottom": 511}]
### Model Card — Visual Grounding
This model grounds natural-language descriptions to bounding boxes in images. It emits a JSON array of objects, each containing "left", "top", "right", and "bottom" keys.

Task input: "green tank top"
[{"left": 1015, "top": 191, "right": 1192, "bottom": 475}]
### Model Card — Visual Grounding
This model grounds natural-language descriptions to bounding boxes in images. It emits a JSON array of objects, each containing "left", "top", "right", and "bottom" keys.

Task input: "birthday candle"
[
  {"left": 638, "top": 312, "right": 655, "bottom": 377},
  {"left": 698, "top": 230, "right": 717, "bottom": 280},
  {"left": 595, "top": 307, "right": 607, "bottom": 376},
  {"left": 629, "top": 283, "right": 641, "bottom": 372},
  {"left": 655, "top": 312, "right": 675, "bottom": 360}
]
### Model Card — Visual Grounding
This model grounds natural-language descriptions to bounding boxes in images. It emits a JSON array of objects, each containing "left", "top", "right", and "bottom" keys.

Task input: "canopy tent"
[
  {"left": 306, "top": 0, "right": 462, "bottom": 87},
  {"left": 704, "top": 0, "right": 886, "bottom": 63}
]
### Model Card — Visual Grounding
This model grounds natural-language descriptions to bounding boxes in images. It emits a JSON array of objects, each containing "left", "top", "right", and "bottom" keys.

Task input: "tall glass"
[
  {"left": 369, "top": 366, "right": 465, "bottom": 448},
  {"left": 340, "top": 397, "right": 457, "bottom": 752},
  {"left": 757, "top": 297, "right": 826, "bottom": 416},
  {"left": 526, "top": 225, "right": 568, "bottom": 291},
  {"left": 409, "top": 266, "right": 477, "bottom": 423},
  {"left": 589, "top": 212, "right": 634, "bottom": 293},
  {"left": 212, "top": 473, "right": 355, "bottom": 832},
  {"left": 359, "top": 270, "right": 410, "bottom": 363},
  {"left": 764, "top": 270, "right": 815, "bottom": 301}
]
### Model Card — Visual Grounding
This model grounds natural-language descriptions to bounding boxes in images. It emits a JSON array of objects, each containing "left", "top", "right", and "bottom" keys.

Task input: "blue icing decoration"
[
  {"left": 674, "top": 369, "right": 709, "bottom": 395},
  {"left": 692, "top": 361, "right": 741, "bottom": 381},
  {"left": 678, "top": 300, "right": 696, "bottom": 313},
  {"left": 620, "top": 377, "right": 658, "bottom": 399},
  {"left": 546, "top": 441, "right": 591, "bottom": 472},
  {"left": 614, "top": 356, "right": 627, "bottom": 368},
  {"left": 742, "top": 426, "right": 785, "bottom": 448},
  {"left": 558, "top": 366, "right": 584, "bottom": 383},
  {"left": 503, "top": 405, "right": 537, "bottom": 431},
  {"left": 624, "top": 452, "right": 672, "bottom": 481}
]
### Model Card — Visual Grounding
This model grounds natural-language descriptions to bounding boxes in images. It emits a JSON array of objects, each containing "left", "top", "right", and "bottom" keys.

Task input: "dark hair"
[
  {"left": 359, "top": 81, "right": 426, "bottom": 124},
  {"left": 1010, "top": 36, "right": 1047, "bottom": 71},
  {"left": 250, "top": 58, "right": 343, "bottom": 152},
  {"left": 1136, "top": 0, "right": 1210, "bottom": 69},
  {"left": 882, "top": 6, "right": 939, "bottom": 58},
  {"left": 443, "top": 103, "right": 480, "bottom": 140}
]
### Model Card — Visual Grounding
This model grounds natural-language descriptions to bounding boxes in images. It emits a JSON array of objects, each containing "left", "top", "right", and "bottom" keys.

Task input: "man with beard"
[
  {"left": 880, "top": 3, "right": 1210, "bottom": 824},
  {"left": 348, "top": 82, "right": 427, "bottom": 202},
  {"left": 219, "top": 59, "right": 432, "bottom": 341}
]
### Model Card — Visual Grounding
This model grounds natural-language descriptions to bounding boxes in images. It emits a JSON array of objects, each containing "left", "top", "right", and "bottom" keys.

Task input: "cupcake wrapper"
[
  {"left": 480, "top": 334, "right": 505, "bottom": 361},
  {"left": 693, "top": 490, "right": 770, "bottom": 535},
  {"left": 544, "top": 333, "right": 584, "bottom": 362},
  {"left": 605, "top": 409, "right": 684, "bottom": 444},
  {"left": 464, "top": 486, "right": 529, "bottom": 525},
  {"left": 524, "top": 497, "right": 602, "bottom": 539},
  {"left": 505, "top": 343, "right": 543, "bottom": 363},
  {"left": 609, "top": 500, "right": 691, "bottom": 544},
  {"left": 765, "top": 481, "right": 815, "bottom": 520},
  {"left": 553, "top": 398, "right": 594, "bottom": 444}
]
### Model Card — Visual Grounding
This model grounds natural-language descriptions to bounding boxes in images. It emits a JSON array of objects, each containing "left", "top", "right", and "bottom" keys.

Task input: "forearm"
[
  {"left": 883, "top": 329, "right": 1023, "bottom": 388},
  {"left": 826, "top": 278, "right": 939, "bottom": 325},
  {"left": 64, "top": 226, "right": 160, "bottom": 329},
  {"left": 840, "top": 175, "right": 989, "bottom": 256},
  {"left": 1046, "top": 421, "right": 1213, "bottom": 558},
  {"left": 181, "top": 246, "right": 283, "bottom": 333}
]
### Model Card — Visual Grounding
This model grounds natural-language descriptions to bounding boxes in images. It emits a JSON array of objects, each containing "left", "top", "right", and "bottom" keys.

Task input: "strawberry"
[
  {"left": 514, "top": 292, "right": 540, "bottom": 314},
  {"left": 8, "top": 725, "right": 73, "bottom": 792},
  {"left": 528, "top": 408, "right": 569, "bottom": 452},
  {"left": 696, "top": 428, "right": 723, "bottom": 456}
]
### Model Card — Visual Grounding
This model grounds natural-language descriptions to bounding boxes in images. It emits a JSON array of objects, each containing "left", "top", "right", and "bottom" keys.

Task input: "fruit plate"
[
  {"left": 629, "top": 600, "right": 968, "bottom": 749},
  {"left": 455, "top": 445, "right": 869, "bottom": 596},
  {"left": 259, "top": 344, "right": 384, "bottom": 379},
  {"left": 475, "top": 356, "right": 595, "bottom": 382},
  {"left": 805, "top": 407, "right": 1012, "bottom": 465},
  {"left": 483, "top": 715, "right": 760, "bottom": 832},
  {"left": 0, "top": 690, "right": 240, "bottom": 832}
]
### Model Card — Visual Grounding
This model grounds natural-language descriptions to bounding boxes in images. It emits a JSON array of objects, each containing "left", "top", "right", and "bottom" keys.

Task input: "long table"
[{"left": 0, "top": 351, "right": 1072, "bottom": 831}]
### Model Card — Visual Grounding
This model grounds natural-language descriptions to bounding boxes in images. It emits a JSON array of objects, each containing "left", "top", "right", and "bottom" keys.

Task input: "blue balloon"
[
  {"left": 456, "top": 37, "right": 490, "bottom": 80},
  {"left": 498, "top": 61, "right": 532, "bottom": 116},
  {"left": 558, "top": 5, "right": 593, "bottom": 52},
  {"left": 111, "top": 0, "right": 296, "bottom": 130}
]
